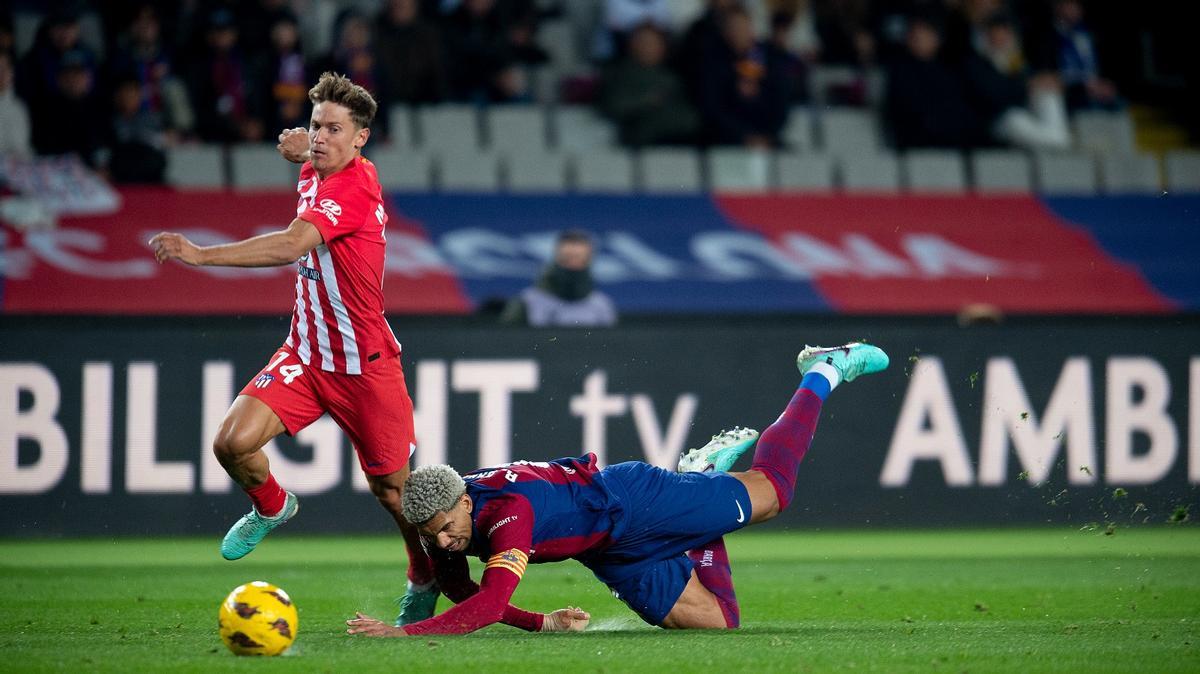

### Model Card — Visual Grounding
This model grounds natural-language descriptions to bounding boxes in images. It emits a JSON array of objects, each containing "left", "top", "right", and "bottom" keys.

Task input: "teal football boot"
[
  {"left": 796, "top": 342, "right": 889, "bottom": 383},
  {"left": 220, "top": 491, "right": 299, "bottom": 561},
  {"left": 678, "top": 427, "right": 760, "bottom": 474}
]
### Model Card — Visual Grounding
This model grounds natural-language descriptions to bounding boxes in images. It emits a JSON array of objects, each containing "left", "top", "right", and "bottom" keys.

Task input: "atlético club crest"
[{"left": 255, "top": 373, "right": 275, "bottom": 389}]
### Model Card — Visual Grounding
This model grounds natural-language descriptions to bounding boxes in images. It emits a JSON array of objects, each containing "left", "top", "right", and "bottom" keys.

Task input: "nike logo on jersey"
[{"left": 735, "top": 499, "right": 745, "bottom": 523}]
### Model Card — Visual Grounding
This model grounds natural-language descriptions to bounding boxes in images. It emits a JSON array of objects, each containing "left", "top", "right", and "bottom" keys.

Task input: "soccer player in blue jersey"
[{"left": 346, "top": 342, "right": 888, "bottom": 635}]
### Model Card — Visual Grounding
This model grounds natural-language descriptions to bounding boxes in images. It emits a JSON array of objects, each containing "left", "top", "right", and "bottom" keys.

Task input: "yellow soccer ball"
[{"left": 218, "top": 581, "right": 299, "bottom": 656}]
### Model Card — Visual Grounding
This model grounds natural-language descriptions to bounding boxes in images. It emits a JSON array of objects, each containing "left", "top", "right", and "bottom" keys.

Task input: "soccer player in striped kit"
[
  {"left": 344, "top": 342, "right": 889, "bottom": 636},
  {"left": 149, "top": 72, "right": 439, "bottom": 625}
]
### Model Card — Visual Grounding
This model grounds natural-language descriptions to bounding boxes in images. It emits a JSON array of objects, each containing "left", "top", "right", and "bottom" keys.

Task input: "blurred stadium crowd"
[{"left": 0, "top": 0, "right": 1196, "bottom": 191}]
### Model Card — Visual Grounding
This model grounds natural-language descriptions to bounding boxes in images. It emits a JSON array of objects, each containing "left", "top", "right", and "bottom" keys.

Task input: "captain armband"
[{"left": 485, "top": 548, "right": 529, "bottom": 579}]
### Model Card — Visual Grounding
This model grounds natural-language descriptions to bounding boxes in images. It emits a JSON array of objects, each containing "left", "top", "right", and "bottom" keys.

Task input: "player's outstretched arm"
[
  {"left": 345, "top": 605, "right": 590, "bottom": 638},
  {"left": 277, "top": 127, "right": 310, "bottom": 164},
  {"left": 149, "top": 218, "right": 322, "bottom": 268}
]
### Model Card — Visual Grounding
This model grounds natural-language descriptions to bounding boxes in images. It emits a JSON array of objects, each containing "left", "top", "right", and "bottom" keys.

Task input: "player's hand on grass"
[
  {"left": 149, "top": 232, "right": 203, "bottom": 265},
  {"left": 541, "top": 606, "right": 590, "bottom": 632},
  {"left": 346, "top": 612, "right": 406, "bottom": 637},
  {"left": 277, "top": 127, "right": 310, "bottom": 164}
]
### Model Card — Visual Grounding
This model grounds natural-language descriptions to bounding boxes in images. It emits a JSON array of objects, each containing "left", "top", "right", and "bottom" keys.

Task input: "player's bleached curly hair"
[{"left": 402, "top": 465, "right": 466, "bottom": 525}]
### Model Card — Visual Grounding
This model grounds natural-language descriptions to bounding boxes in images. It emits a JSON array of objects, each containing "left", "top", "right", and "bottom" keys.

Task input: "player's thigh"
[
  {"left": 605, "top": 464, "right": 751, "bottom": 553},
  {"left": 233, "top": 348, "right": 325, "bottom": 447},
  {"left": 323, "top": 357, "right": 416, "bottom": 477},
  {"left": 595, "top": 555, "right": 722, "bottom": 628},
  {"left": 213, "top": 396, "right": 287, "bottom": 456},
  {"left": 661, "top": 571, "right": 727, "bottom": 630}
]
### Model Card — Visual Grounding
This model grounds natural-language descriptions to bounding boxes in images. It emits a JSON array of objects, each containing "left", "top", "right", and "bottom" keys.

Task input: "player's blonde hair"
[
  {"left": 308, "top": 72, "right": 377, "bottom": 129},
  {"left": 402, "top": 465, "right": 466, "bottom": 525}
]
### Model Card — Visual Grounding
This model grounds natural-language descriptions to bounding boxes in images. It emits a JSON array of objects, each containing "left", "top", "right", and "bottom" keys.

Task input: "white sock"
[{"left": 809, "top": 361, "right": 841, "bottom": 390}]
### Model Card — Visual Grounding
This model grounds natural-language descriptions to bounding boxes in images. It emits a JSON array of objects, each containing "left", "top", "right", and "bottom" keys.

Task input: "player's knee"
[
  {"left": 660, "top": 612, "right": 729, "bottom": 630},
  {"left": 211, "top": 425, "right": 261, "bottom": 463}
]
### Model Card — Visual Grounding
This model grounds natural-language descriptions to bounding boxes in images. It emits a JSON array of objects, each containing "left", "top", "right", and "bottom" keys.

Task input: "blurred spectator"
[
  {"left": 326, "top": 12, "right": 379, "bottom": 96},
  {"left": 239, "top": 0, "right": 294, "bottom": 60},
  {"left": 17, "top": 9, "right": 97, "bottom": 104},
  {"left": 765, "top": 8, "right": 812, "bottom": 102},
  {"left": 443, "top": 0, "right": 546, "bottom": 103},
  {"left": 753, "top": 0, "right": 820, "bottom": 63},
  {"left": 963, "top": 11, "right": 1069, "bottom": 150},
  {"left": 598, "top": 0, "right": 672, "bottom": 61},
  {"left": 29, "top": 49, "right": 105, "bottom": 163},
  {"left": 375, "top": 0, "right": 449, "bottom": 107},
  {"left": 885, "top": 14, "right": 989, "bottom": 149},
  {"left": 1052, "top": 0, "right": 1118, "bottom": 112},
  {"left": 940, "top": 0, "right": 1001, "bottom": 63},
  {"left": 107, "top": 4, "right": 194, "bottom": 138},
  {"left": 0, "top": 52, "right": 32, "bottom": 158},
  {"left": 697, "top": 7, "right": 791, "bottom": 148},
  {"left": 103, "top": 76, "right": 167, "bottom": 183},
  {"left": 675, "top": 0, "right": 740, "bottom": 101},
  {"left": 813, "top": 0, "right": 875, "bottom": 67},
  {"left": 186, "top": 9, "right": 263, "bottom": 142},
  {"left": 502, "top": 229, "right": 617, "bottom": 328},
  {"left": 254, "top": 12, "right": 310, "bottom": 134},
  {"left": 599, "top": 22, "right": 700, "bottom": 146}
]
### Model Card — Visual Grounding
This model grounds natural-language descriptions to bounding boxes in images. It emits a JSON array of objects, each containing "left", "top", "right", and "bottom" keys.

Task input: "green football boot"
[
  {"left": 220, "top": 491, "right": 299, "bottom": 561},
  {"left": 395, "top": 580, "right": 439, "bottom": 627},
  {"left": 796, "top": 342, "right": 890, "bottom": 383},
  {"left": 678, "top": 426, "right": 760, "bottom": 474}
]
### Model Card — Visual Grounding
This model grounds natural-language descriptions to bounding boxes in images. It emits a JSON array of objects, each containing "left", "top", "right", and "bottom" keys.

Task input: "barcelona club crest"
[{"left": 255, "top": 373, "right": 276, "bottom": 389}]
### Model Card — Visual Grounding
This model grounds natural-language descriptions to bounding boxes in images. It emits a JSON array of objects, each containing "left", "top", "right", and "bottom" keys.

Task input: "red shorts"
[{"left": 239, "top": 347, "right": 415, "bottom": 476}]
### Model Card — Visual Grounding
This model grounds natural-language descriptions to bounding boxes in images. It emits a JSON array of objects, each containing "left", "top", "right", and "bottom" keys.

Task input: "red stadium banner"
[
  {"left": 716, "top": 194, "right": 1175, "bottom": 314},
  {"left": 0, "top": 187, "right": 470, "bottom": 315}
]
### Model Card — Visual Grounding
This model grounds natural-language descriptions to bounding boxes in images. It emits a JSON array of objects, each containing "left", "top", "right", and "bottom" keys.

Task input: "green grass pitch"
[{"left": 2, "top": 529, "right": 1198, "bottom": 673}]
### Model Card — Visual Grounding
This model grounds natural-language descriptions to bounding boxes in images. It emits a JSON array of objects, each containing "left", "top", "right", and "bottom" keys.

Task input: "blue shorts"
[{"left": 583, "top": 462, "right": 751, "bottom": 625}]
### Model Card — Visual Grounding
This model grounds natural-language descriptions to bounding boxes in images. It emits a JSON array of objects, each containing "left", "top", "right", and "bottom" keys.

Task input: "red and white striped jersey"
[{"left": 285, "top": 156, "right": 399, "bottom": 375}]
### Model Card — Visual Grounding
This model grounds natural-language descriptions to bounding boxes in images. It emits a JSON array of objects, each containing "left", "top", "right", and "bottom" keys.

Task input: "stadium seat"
[
  {"left": 971, "top": 150, "right": 1033, "bottom": 193},
  {"left": 776, "top": 153, "right": 835, "bottom": 191},
  {"left": 487, "top": 105, "right": 549, "bottom": 154},
  {"left": 1073, "top": 110, "right": 1136, "bottom": 156},
  {"left": 818, "top": 107, "right": 882, "bottom": 156},
  {"left": 367, "top": 148, "right": 434, "bottom": 191},
  {"left": 706, "top": 148, "right": 771, "bottom": 192},
  {"left": 1099, "top": 153, "right": 1161, "bottom": 194},
  {"left": 386, "top": 106, "right": 416, "bottom": 150},
  {"left": 903, "top": 150, "right": 967, "bottom": 193},
  {"left": 1034, "top": 152, "right": 1098, "bottom": 195},
  {"left": 573, "top": 149, "right": 636, "bottom": 193},
  {"left": 230, "top": 145, "right": 296, "bottom": 190},
  {"left": 417, "top": 104, "right": 482, "bottom": 154},
  {"left": 165, "top": 145, "right": 225, "bottom": 188},
  {"left": 781, "top": 106, "right": 815, "bottom": 151},
  {"left": 437, "top": 150, "right": 501, "bottom": 192},
  {"left": 1165, "top": 150, "right": 1200, "bottom": 193},
  {"left": 505, "top": 150, "right": 569, "bottom": 192},
  {"left": 640, "top": 148, "right": 703, "bottom": 193},
  {"left": 554, "top": 105, "right": 618, "bottom": 151},
  {"left": 839, "top": 152, "right": 900, "bottom": 192}
]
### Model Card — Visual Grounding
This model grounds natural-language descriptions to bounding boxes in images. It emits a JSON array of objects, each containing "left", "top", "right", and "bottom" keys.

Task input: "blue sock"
[{"left": 800, "top": 372, "right": 831, "bottom": 401}]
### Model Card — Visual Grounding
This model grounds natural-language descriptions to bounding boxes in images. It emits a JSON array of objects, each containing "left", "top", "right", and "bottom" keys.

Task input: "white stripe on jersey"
[
  {"left": 306, "top": 273, "right": 335, "bottom": 371},
  {"left": 316, "top": 244, "right": 361, "bottom": 374},
  {"left": 293, "top": 274, "right": 312, "bottom": 365}
]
